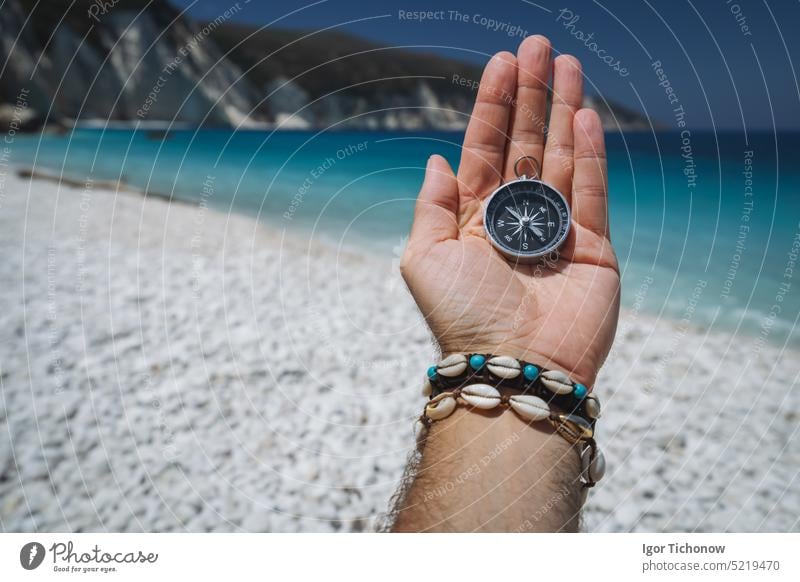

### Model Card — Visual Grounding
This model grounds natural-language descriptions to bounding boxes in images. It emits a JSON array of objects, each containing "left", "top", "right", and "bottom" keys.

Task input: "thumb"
[{"left": 408, "top": 154, "right": 460, "bottom": 249}]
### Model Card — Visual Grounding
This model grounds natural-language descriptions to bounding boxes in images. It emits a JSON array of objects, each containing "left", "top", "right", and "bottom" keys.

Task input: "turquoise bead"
[
  {"left": 574, "top": 383, "right": 587, "bottom": 399},
  {"left": 523, "top": 364, "right": 539, "bottom": 381},
  {"left": 427, "top": 366, "right": 437, "bottom": 379},
  {"left": 469, "top": 354, "right": 486, "bottom": 370}
]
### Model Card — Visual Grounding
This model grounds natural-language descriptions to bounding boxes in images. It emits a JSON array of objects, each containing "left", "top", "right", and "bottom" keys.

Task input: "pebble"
[{"left": 1, "top": 172, "right": 797, "bottom": 533}]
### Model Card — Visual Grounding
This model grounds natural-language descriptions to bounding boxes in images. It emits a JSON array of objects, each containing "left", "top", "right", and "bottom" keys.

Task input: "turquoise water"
[{"left": 9, "top": 127, "right": 800, "bottom": 346}]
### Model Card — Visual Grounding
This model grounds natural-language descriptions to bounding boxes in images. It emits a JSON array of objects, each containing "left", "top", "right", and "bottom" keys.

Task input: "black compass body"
[{"left": 484, "top": 177, "right": 571, "bottom": 263}]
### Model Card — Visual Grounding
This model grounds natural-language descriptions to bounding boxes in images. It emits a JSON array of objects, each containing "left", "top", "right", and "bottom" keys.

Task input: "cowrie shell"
[
  {"left": 541, "top": 369, "right": 574, "bottom": 395},
  {"left": 437, "top": 354, "right": 468, "bottom": 377},
  {"left": 486, "top": 355, "right": 521, "bottom": 379},
  {"left": 421, "top": 377, "right": 433, "bottom": 397},
  {"left": 425, "top": 394, "right": 457, "bottom": 420},
  {"left": 509, "top": 394, "right": 550, "bottom": 421},
  {"left": 581, "top": 447, "right": 607, "bottom": 483},
  {"left": 584, "top": 395, "right": 601, "bottom": 419},
  {"left": 549, "top": 413, "right": 594, "bottom": 442},
  {"left": 460, "top": 384, "right": 501, "bottom": 409}
]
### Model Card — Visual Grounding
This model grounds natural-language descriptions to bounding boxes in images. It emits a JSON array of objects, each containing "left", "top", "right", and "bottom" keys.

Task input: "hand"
[{"left": 401, "top": 37, "right": 620, "bottom": 387}]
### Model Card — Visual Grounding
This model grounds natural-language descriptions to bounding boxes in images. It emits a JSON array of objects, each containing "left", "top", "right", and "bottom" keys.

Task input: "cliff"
[
  {"left": 0, "top": 0, "right": 650, "bottom": 130},
  {"left": 1, "top": 0, "right": 263, "bottom": 128}
]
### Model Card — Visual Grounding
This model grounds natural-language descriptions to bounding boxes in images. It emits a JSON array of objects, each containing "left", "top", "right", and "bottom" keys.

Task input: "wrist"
[{"left": 439, "top": 343, "right": 597, "bottom": 388}]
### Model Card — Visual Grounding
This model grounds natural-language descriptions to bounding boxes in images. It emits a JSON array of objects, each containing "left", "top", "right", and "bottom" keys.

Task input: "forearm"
[{"left": 392, "top": 399, "right": 583, "bottom": 532}]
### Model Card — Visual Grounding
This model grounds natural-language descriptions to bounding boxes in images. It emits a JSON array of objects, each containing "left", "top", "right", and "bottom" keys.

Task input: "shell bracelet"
[{"left": 415, "top": 353, "right": 606, "bottom": 492}]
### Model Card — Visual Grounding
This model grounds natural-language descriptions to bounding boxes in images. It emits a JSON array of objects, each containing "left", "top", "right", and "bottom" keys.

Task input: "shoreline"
[
  {"left": 13, "top": 164, "right": 796, "bottom": 352},
  {"left": 1, "top": 170, "right": 798, "bottom": 532}
]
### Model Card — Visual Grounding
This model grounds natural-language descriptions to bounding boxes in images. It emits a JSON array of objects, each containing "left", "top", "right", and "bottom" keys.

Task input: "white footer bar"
[{"left": 1, "top": 533, "right": 798, "bottom": 581}]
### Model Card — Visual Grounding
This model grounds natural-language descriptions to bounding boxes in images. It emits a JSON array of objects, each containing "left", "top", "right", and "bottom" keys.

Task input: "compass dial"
[{"left": 484, "top": 178, "right": 570, "bottom": 261}]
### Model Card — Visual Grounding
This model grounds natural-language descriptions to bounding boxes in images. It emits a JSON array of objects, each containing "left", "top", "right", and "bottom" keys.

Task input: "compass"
[{"left": 484, "top": 156, "right": 571, "bottom": 263}]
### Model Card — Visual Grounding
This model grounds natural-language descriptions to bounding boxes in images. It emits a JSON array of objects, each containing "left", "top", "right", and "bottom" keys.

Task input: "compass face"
[{"left": 484, "top": 178, "right": 570, "bottom": 261}]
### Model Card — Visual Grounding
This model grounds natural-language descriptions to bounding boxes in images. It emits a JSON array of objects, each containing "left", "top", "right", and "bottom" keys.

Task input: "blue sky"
[{"left": 171, "top": 0, "right": 800, "bottom": 130}]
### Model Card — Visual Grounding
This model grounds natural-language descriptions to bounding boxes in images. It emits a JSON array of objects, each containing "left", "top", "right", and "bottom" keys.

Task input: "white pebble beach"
[{"left": 1, "top": 171, "right": 798, "bottom": 532}]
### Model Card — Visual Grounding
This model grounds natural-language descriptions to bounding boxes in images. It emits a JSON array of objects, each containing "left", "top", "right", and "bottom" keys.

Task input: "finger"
[
  {"left": 408, "top": 155, "right": 460, "bottom": 249},
  {"left": 504, "top": 35, "right": 551, "bottom": 180},
  {"left": 542, "top": 55, "right": 583, "bottom": 200},
  {"left": 572, "top": 108, "right": 609, "bottom": 237},
  {"left": 458, "top": 52, "right": 517, "bottom": 203}
]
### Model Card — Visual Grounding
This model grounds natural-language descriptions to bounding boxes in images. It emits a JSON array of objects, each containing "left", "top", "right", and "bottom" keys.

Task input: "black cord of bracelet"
[{"left": 427, "top": 354, "right": 596, "bottom": 430}]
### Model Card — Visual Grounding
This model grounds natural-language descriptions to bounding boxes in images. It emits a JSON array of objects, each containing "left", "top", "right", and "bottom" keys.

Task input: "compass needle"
[{"left": 505, "top": 206, "right": 524, "bottom": 222}]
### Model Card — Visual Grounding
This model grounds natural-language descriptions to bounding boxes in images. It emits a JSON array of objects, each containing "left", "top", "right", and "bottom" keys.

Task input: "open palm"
[{"left": 401, "top": 37, "right": 620, "bottom": 387}]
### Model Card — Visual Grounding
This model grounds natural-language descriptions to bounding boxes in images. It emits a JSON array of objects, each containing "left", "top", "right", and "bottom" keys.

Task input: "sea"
[{"left": 8, "top": 127, "right": 800, "bottom": 347}]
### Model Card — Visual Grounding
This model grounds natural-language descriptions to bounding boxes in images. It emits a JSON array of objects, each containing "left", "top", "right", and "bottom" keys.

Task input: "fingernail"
[{"left": 422, "top": 156, "right": 435, "bottom": 185}]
